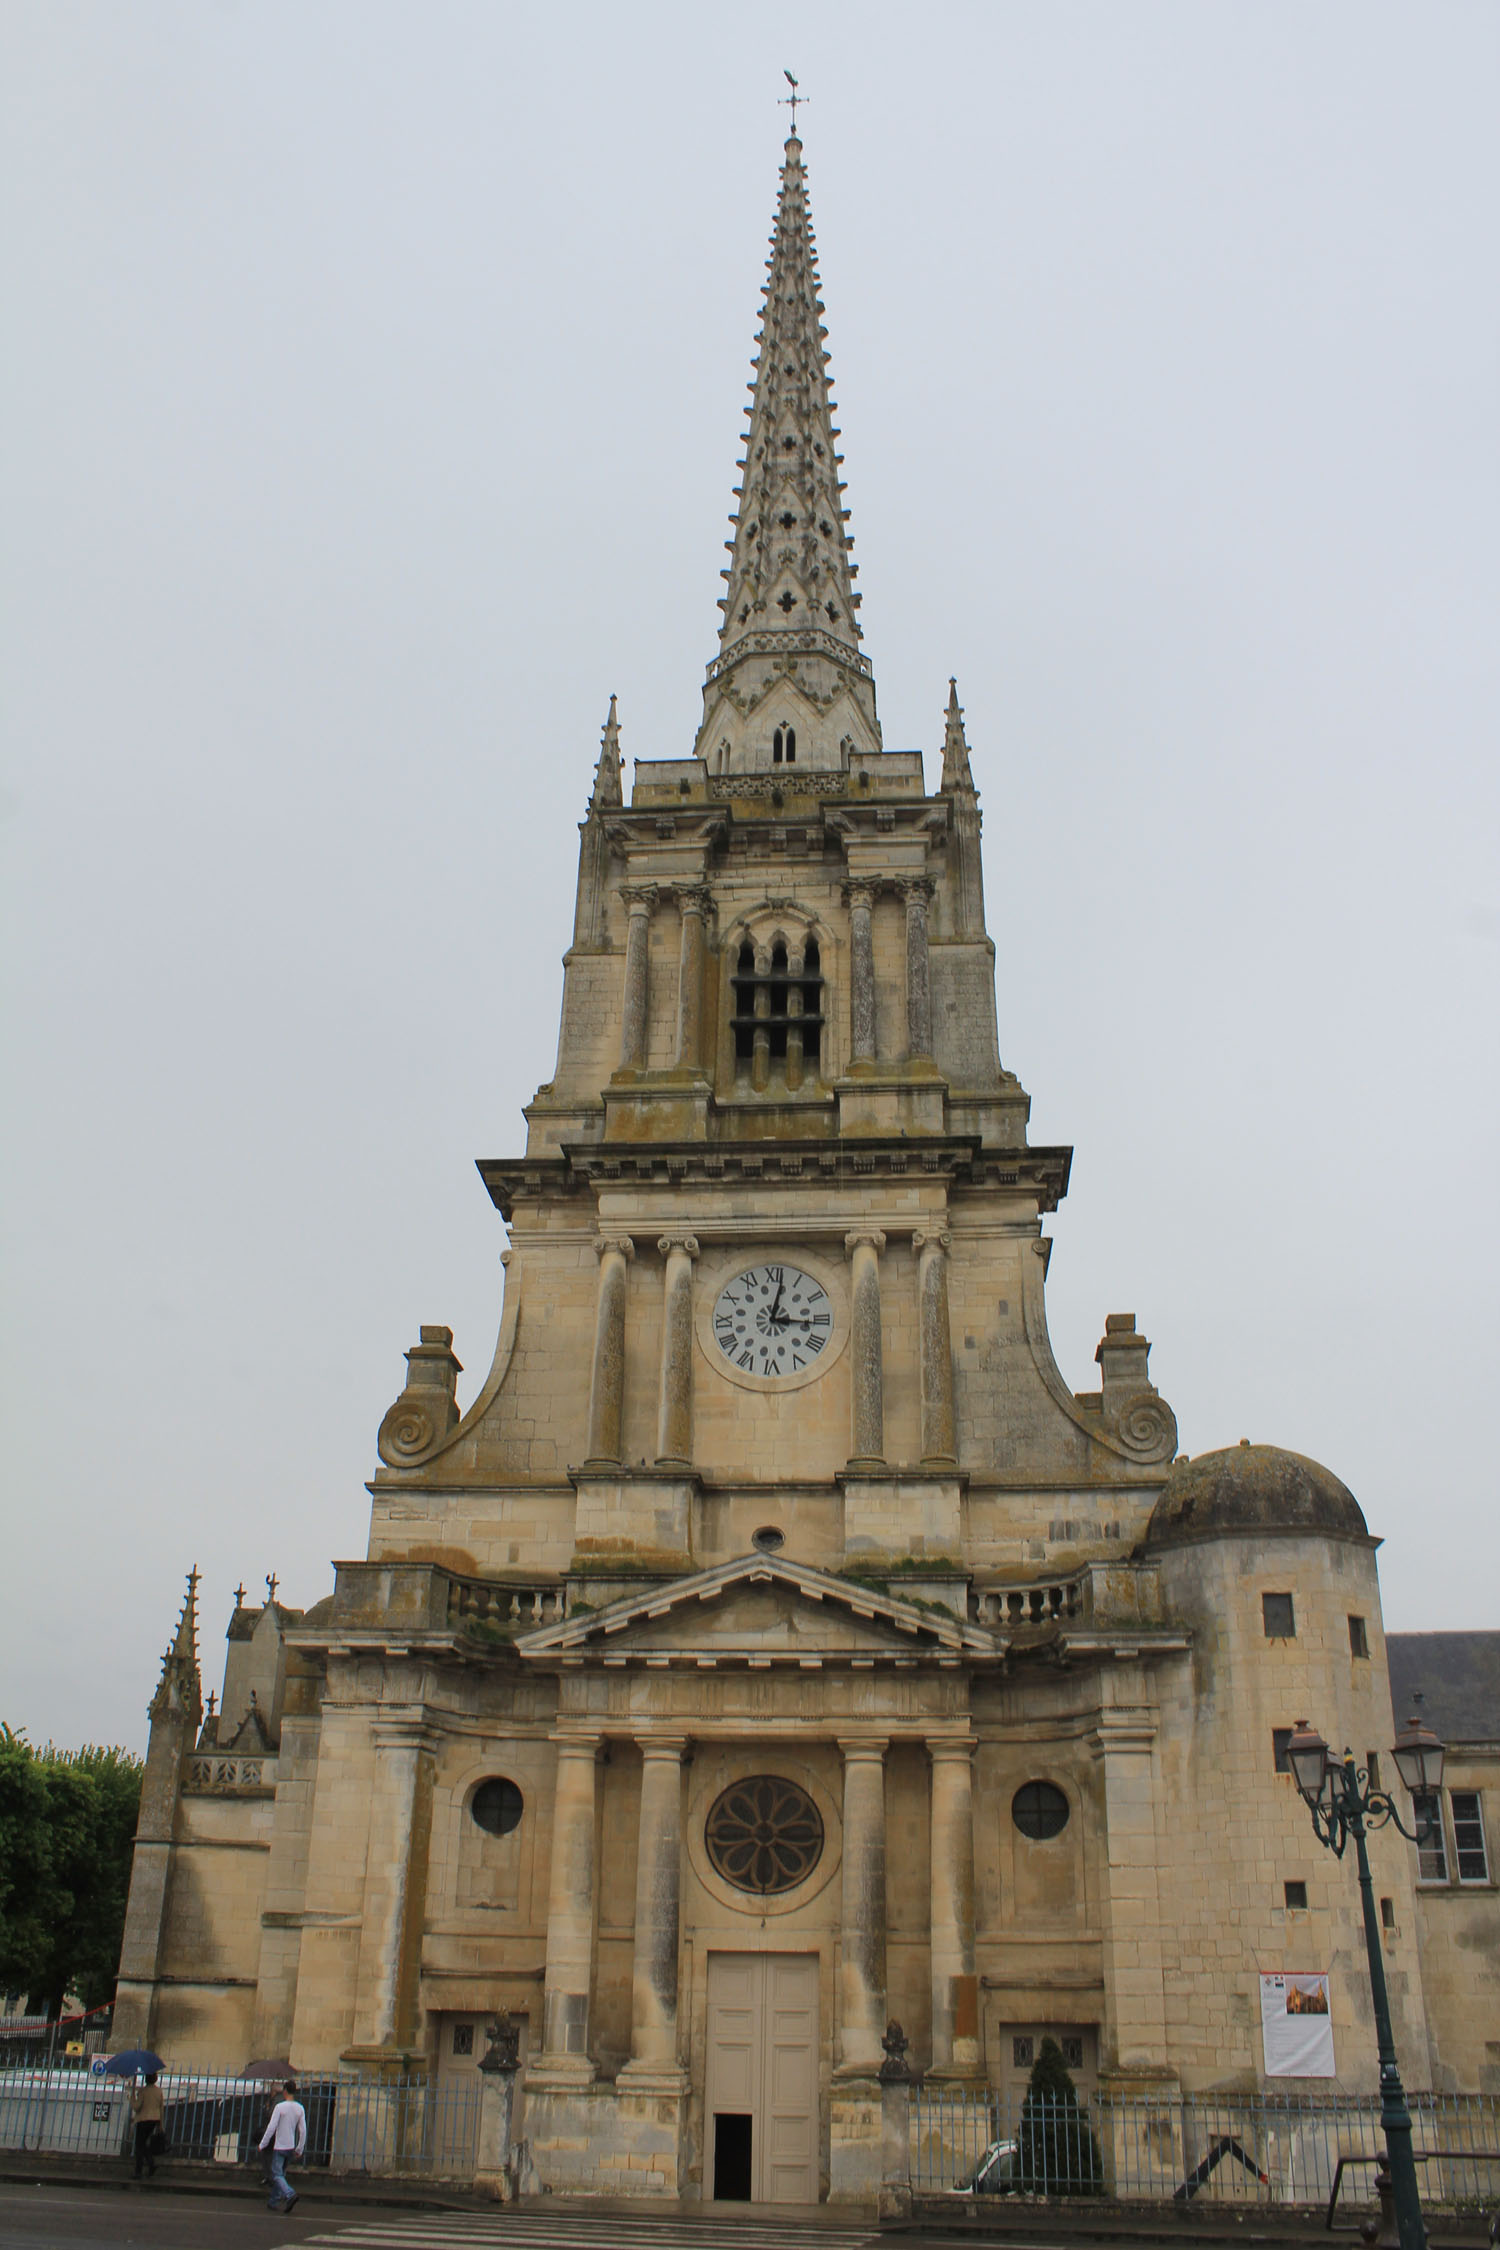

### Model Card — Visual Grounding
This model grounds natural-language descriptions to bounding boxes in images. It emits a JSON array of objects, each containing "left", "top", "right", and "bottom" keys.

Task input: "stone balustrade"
[
  {"left": 447, "top": 1577, "right": 567, "bottom": 1630},
  {"left": 183, "top": 1754, "right": 275, "bottom": 1793},
  {"left": 969, "top": 1578, "right": 1085, "bottom": 1629}
]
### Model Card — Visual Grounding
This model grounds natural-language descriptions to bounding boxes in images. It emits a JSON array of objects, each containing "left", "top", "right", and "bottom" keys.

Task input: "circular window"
[
  {"left": 1012, "top": 1781, "right": 1070, "bottom": 1840},
  {"left": 706, "top": 1775, "right": 824, "bottom": 1894},
  {"left": 752, "top": 1525, "right": 785, "bottom": 1552},
  {"left": 470, "top": 1777, "right": 524, "bottom": 1836}
]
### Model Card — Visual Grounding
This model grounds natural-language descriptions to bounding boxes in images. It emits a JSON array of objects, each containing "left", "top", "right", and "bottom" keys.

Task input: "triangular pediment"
[{"left": 515, "top": 1554, "right": 997, "bottom": 1670}]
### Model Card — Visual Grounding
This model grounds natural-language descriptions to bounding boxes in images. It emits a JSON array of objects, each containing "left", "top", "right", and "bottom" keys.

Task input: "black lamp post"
[{"left": 1284, "top": 1710, "right": 1446, "bottom": 2250}]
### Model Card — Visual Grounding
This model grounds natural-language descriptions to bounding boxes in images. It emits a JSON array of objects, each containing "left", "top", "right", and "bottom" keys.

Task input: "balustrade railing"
[
  {"left": 969, "top": 1578, "right": 1085, "bottom": 1629},
  {"left": 447, "top": 1576, "right": 566, "bottom": 1631}
]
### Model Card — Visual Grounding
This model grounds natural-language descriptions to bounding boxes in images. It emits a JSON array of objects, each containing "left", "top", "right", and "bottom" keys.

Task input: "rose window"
[{"left": 705, "top": 1775, "right": 824, "bottom": 1894}]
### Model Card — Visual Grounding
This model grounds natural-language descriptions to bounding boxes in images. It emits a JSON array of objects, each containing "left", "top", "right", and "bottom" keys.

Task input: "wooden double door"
[{"left": 705, "top": 1952, "right": 819, "bottom": 2203}]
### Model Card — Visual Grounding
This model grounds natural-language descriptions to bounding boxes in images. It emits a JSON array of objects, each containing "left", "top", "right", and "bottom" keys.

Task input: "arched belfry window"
[
  {"left": 731, "top": 929, "right": 823, "bottom": 1091},
  {"left": 771, "top": 724, "right": 797, "bottom": 765}
]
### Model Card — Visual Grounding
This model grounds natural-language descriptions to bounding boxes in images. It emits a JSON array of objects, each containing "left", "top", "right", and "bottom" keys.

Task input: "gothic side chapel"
[{"left": 115, "top": 128, "right": 1493, "bottom": 2201}]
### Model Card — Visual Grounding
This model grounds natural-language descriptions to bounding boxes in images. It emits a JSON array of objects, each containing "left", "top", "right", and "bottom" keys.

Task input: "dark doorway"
[{"left": 713, "top": 2112, "right": 753, "bottom": 2200}]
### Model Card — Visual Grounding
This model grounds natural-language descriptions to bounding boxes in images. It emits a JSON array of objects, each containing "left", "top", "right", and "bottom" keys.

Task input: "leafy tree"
[
  {"left": 0, "top": 1727, "right": 144, "bottom": 2019},
  {"left": 1017, "top": 2035, "right": 1103, "bottom": 2196}
]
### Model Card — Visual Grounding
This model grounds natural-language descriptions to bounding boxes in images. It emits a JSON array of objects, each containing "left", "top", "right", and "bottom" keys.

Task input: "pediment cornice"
[{"left": 514, "top": 1552, "right": 1001, "bottom": 1670}]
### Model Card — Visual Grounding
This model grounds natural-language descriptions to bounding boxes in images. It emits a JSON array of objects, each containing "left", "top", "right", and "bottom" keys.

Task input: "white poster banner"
[{"left": 1260, "top": 1972, "right": 1335, "bottom": 2078}]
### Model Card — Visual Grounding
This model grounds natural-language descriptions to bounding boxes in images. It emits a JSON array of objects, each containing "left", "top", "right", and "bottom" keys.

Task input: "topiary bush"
[{"left": 1017, "top": 2037, "right": 1104, "bottom": 2195}]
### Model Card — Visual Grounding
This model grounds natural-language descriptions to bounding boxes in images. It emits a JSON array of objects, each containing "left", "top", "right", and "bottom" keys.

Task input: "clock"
[{"left": 711, "top": 1262, "right": 833, "bottom": 1381}]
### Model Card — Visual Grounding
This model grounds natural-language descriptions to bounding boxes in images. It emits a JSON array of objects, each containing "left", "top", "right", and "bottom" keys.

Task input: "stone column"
[
  {"left": 845, "top": 1228, "right": 886, "bottom": 1466},
  {"left": 654, "top": 1235, "right": 699, "bottom": 1467},
  {"left": 673, "top": 889, "right": 710, "bottom": 1070},
  {"left": 618, "top": 884, "right": 656, "bottom": 1071},
  {"left": 836, "top": 1738, "right": 889, "bottom": 2074},
  {"left": 352, "top": 1717, "right": 437, "bottom": 2053},
  {"left": 845, "top": 880, "right": 878, "bottom": 1066},
  {"left": 537, "top": 1733, "right": 600, "bottom": 2078},
  {"left": 928, "top": 1740, "right": 981, "bottom": 2076},
  {"left": 913, "top": 1228, "right": 957, "bottom": 1466},
  {"left": 585, "top": 1235, "right": 634, "bottom": 1465},
  {"left": 621, "top": 1736, "right": 687, "bottom": 2084},
  {"left": 901, "top": 877, "right": 933, "bottom": 1060},
  {"left": 1092, "top": 1669, "right": 1172, "bottom": 2079}
]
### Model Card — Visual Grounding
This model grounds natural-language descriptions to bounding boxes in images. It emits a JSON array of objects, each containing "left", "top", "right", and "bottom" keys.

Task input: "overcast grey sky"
[{"left": 3, "top": 4, "right": 1496, "bottom": 1753}]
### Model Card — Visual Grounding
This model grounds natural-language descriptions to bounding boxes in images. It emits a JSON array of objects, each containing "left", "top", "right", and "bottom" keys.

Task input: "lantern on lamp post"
[{"left": 1284, "top": 1711, "right": 1445, "bottom": 2250}]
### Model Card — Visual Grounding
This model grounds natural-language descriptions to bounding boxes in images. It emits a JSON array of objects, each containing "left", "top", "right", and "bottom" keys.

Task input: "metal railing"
[
  {"left": 910, "top": 2084, "right": 1500, "bottom": 2212},
  {"left": 0, "top": 2067, "right": 481, "bottom": 2178}
]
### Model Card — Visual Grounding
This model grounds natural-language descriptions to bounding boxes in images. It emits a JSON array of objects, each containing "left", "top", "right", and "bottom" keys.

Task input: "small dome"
[{"left": 1145, "top": 1443, "right": 1368, "bottom": 1549}]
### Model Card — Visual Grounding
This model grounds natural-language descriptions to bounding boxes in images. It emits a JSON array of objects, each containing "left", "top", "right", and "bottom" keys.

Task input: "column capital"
[
  {"left": 637, "top": 1733, "right": 690, "bottom": 1760},
  {"left": 897, "top": 874, "right": 934, "bottom": 906},
  {"left": 656, "top": 1234, "right": 700, "bottom": 1262},
  {"left": 845, "top": 1228, "right": 887, "bottom": 1259},
  {"left": 837, "top": 1735, "right": 890, "bottom": 1762},
  {"left": 371, "top": 1717, "right": 440, "bottom": 1755},
  {"left": 549, "top": 1729, "right": 604, "bottom": 1756},
  {"left": 596, "top": 1234, "right": 636, "bottom": 1263},
  {"left": 619, "top": 882, "right": 659, "bottom": 914},
  {"left": 842, "top": 877, "right": 879, "bottom": 911},
  {"left": 926, "top": 1736, "right": 977, "bottom": 1766},
  {"left": 912, "top": 1228, "right": 952, "bottom": 1255},
  {"left": 672, "top": 885, "right": 714, "bottom": 919}
]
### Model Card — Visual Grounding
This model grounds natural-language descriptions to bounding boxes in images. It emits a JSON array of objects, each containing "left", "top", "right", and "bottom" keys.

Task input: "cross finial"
[
  {"left": 234, "top": 1582, "right": 246, "bottom": 1608},
  {"left": 206, "top": 1690, "right": 217, "bottom": 1717},
  {"left": 265, "top": 1572, "right": 279, "bottom": 1602},
  {"left": 780, "top": 70, "right": 806, "bottom": 136}
]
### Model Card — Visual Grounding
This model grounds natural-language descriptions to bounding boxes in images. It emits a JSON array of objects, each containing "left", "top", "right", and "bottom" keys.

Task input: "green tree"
[
  {"left": 0, "top": 1728, "right": 144, "bottom": 2019},
  {"left": 1017, "top": 2036, "right": 1104, "bottom": 2196}
]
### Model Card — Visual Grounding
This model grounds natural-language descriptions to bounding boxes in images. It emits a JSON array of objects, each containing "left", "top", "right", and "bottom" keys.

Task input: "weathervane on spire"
[{"left": 780, "top": 71, "right": 807, "bottom": 135}]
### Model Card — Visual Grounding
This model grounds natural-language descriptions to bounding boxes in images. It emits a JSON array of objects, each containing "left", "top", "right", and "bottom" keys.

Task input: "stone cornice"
[{"left": 478, "top": 1138, "right": 1073, "bottom": 1219}]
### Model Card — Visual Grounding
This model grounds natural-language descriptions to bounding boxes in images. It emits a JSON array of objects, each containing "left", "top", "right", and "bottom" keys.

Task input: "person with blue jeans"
[{"left": 257, "top": 2080, "right": 307, "bottom": 2212}]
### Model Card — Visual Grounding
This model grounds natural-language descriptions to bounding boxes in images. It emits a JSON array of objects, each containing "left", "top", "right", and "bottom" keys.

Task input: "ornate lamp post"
[{"left": 1284, "top": 1710, "right": 1446, "bottom": 2250}]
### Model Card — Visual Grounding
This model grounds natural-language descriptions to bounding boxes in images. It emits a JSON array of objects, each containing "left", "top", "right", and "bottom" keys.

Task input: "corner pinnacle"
[
  {"left": 149, "top": 1565, "right": 203, "bottom": 1726},
  {"left": 941, "top": 677, "right": 976, "bottom": 795},
  {"left": 590, "top": 694, "right": 623, "bottom": 811}
]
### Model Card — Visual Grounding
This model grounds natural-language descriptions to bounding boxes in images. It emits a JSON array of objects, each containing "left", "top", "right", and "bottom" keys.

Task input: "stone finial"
[
  {"left": 1093, "top": 1313, "right": 1178, "bottom": 1464},
  {"left": 878, "top": 2019, "right": 911, "bottom": 2082},
  {"left": 940, "top": 677, "right": 976, "bottom": 795},
  {"left": 376, "top": 1324, "right": 464, "bottom": 1468},
  {"left": 589, "top": 694, "right": 623, "bottom": 811},
  {"left": 479, "top": 2012, "right": 522, "bottom": 2075}
]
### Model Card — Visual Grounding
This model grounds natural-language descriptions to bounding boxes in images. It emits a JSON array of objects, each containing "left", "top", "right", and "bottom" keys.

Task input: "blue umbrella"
[{"left": 102, "top": 2049, "right": 164, "bottom": 2077}]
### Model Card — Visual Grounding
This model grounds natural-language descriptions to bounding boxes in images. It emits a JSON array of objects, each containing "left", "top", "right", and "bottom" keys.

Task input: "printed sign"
[{"left": 1260, "top": 1971, "right": 1335, "bottom": 2077}]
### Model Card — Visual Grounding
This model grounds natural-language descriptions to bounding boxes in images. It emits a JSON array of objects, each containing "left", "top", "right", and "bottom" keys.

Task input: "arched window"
[
  {"left": 730, "top": 930, "right": 824, "bottom": 1086},
  {"left": 772, "top": 726, "right": 785, "bottom": 764}
]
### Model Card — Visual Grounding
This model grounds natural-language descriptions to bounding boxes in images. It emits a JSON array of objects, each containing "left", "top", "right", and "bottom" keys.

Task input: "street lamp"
[{"left": 1284, "top": 1712, "right": 1445, "bottom": 2250}]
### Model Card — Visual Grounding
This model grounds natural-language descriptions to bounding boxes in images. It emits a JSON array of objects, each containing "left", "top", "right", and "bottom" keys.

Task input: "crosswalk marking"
[{"left": 297, "top": 2215, "right": 881, "bottom": 2250}]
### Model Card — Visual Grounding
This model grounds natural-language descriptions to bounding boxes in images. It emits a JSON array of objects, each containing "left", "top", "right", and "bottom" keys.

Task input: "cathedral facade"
[{"left": 114, "top": 132, "right": 1495, "bottom": 2200}]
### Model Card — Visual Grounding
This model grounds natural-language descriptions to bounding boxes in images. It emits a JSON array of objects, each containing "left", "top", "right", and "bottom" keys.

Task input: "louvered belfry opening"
[{"left": 732, "top": 935, "right": 823, "bottom": 1090}]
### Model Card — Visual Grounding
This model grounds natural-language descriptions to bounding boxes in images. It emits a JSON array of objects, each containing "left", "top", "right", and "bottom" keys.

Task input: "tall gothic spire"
[
  {"left": 590, "top": 694, "right": 623, "bottom": 810},
  {"left": 148, "top": 1565, "right": 203, "bottom": 1725},
  {"left": 941, "top": 677, "right": 976, "bottom": 795},
  {"left": 695, "top": 133, "right": 880, "bottom": 774}
]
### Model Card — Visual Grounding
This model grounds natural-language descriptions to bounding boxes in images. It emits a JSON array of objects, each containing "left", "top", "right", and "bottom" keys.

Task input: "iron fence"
[
  {"left": 910, "top": 2084, "right": 1500, "bottom": 2213},
  {"left": 0, "top": 2067, "right": 480, "bottom": 2178}
]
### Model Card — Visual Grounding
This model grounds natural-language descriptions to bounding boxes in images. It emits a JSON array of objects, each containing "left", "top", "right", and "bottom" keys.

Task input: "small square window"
[
  {"left": 1380, "top": 1896, "right": 1396, "bottom": 1930},
  {"left": 1273, "top": 1728, "right": 1293, "bottom": 1774},
  {"left": 1348, "top": 1614, "right": 1369, "bottom": 1658},
  {"left": 452, "top": 2023, "right": 474, "bottom": 2057},
  {"left": 1263, "top": 1592, "right": 1296, "bottom": 1638},
  {"left": 1416, "top": 1792, "right": 1448, "bottom": 1883},
  {"left": 1284, "top": 1879, "right": 1308, "bottom": 1910},
  {"left": 1012, "top": 2035, "right": 1034, "bottom": 2069},
  {"left": 1452, "top": 1792, "right": 1490, "bottom": 1884}
]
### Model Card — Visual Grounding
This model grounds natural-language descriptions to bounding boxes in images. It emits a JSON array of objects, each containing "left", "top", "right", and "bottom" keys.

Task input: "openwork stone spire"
[
  {"left": 695, "top": 134, "right": 880, "bottom": 776},
  {"left": 941, "top": 678, "right": 976, "bottom": 795},
  {"left": 148, "top": 1565, "right": 203, "bottom": 1725},
  {"left": 590, "top": 694, "right": 623, "bottom": 811}
]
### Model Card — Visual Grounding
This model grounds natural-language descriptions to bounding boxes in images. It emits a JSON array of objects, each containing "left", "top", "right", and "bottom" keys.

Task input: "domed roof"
[{"left": 1145, "top": 1442, "right": 1369, "bottom": 1548}]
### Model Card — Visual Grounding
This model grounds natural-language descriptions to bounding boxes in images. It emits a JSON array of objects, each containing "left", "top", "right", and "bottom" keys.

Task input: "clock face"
[{"left": 712, "top": 1263, "right": 832, "bottom": 1381}]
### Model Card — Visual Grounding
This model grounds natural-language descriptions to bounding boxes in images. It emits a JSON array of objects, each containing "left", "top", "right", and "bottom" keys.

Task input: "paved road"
[{"left": 0, "top": 2184, "right": 1114, "bottom": 2250}]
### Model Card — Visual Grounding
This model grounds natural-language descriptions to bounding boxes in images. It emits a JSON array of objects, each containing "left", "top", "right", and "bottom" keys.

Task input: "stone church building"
[{"left": 114, "top": 132, "right": 1497, "bottom": 2199}]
